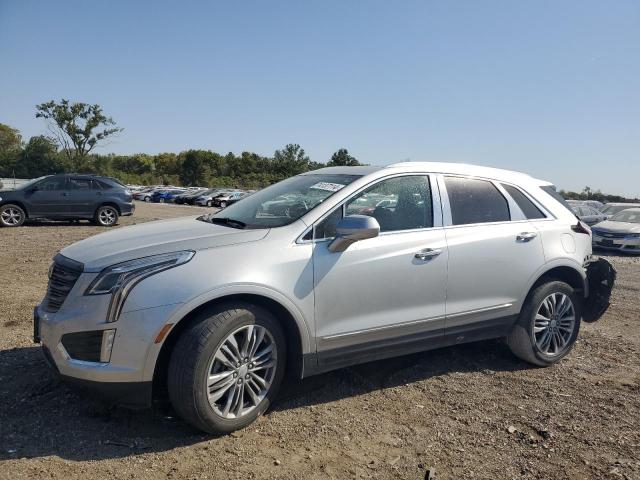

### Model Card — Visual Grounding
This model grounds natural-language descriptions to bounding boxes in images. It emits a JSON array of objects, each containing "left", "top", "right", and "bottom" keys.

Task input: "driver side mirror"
[{"left": 328, "top": 215, "right": 380, "bottom": 253}]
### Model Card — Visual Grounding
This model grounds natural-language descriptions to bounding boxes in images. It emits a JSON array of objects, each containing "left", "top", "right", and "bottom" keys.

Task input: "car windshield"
[
  {"left": 602, "top": 204, "right": 640, "bottom": 215},
  {"left": 610, "top": 211, "right": 640, "bottom": 224},
  {"left": 199, "top": 173, "right": 361, "bottom": 228}
]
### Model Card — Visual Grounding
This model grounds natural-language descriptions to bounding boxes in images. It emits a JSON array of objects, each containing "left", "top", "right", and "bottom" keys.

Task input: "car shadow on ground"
[{"left": 0, "top": 340, "right": 530, "bottom": 462}]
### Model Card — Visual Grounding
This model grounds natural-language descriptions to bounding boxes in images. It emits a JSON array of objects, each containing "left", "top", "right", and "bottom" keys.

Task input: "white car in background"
[
  {"left": 601, "top": 203, "right": 640, "bottom": 218},
  {"left": 592, "top": 208, "right": 640, "bottom": 254}
]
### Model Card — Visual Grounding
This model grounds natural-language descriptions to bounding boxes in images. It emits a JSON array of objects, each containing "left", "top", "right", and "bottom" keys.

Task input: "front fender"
[{"left": 141, "top": 283, "right": 313, "bottom": 381}]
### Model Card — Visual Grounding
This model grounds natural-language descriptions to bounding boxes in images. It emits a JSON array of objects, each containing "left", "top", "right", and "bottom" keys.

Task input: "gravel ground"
[{"left": 1, "top": 202, "right": 639, "bottom": 480}]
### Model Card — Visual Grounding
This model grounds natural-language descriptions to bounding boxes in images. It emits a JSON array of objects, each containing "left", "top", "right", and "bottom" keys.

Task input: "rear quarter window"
[
  {"left": 501, "top": 184, "right": 546, "bottom": 219},
  {"left": 540, "top": 185, "right": 575, "bottom": 215}
]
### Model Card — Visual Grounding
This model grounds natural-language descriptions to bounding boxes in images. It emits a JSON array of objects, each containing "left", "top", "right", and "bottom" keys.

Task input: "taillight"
[{"left": 571, "top": 221, "right": 591, "bottom": 235}]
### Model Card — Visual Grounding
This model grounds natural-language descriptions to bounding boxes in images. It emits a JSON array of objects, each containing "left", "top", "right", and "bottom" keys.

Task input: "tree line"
[{"left": 0, "top": 100, "right": 362, "bottom": 188}]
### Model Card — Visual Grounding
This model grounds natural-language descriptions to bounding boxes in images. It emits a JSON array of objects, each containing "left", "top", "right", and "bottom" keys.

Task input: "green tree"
[
  {"left": 273, "top": 143, "right": 310, "bottom": 176},
  {"left": 0, "top": 123, "right": 22, "bottom": 152},
  {"left": 180, "top": 150, "right": 212, "bottom": 186},
  {"left": 327, "top": 148, "right": 361, "bottom": 167},
  {"left": 35, "top": 99, "right": 123, "bottom": 171},
  {"left": 20, "top": 136, "right": 61, "bottom": 177}
]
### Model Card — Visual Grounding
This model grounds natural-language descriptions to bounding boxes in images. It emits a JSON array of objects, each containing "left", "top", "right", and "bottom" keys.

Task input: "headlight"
[{"left": 86, "top": 251, "right": 194, "bottom": 322}]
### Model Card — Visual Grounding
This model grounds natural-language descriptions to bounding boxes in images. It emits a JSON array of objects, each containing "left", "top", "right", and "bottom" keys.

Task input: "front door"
[
  {"left": 312, "top": 175, "right": 448, "bottom": 369},
  {"left": 26, "top": 177, "right": 71, "bottom": 217}
]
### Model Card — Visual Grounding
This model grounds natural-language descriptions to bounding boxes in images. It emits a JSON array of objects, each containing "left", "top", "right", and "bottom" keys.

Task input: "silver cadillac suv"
[{"left": 34, "top": 163, "right": 615, "bottom": 434}]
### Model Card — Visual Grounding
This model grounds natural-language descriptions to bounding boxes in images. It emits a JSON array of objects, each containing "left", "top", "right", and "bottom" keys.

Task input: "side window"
[
  {"left": 501, "top": 183, "right": 546, "bottom": 220},
  {"left": 37, "top": 177, "right": 67, "bottom": 191},
  {"left": 69, "top": 178, "right": 96, "bottom": 190},
  {"left": 445, "top": 176, "right": 510, "bottom": 225},
  {"left": 346, "top": 175, "right": 432, "bottom": 233}
]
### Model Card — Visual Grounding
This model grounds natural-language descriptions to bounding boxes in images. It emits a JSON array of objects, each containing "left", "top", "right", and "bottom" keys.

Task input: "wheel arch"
[
  {"left": 526, "top": 262, "right": 587, "bottom": 302},
  {"left": 0, "top": 200, "right": 29, "bottom": 218},
  {"left": 97, "top": 202, "right": 121, "bottom": 215},
  {"left": 150, "top": 291, "right": 310, "bottom": 399}
]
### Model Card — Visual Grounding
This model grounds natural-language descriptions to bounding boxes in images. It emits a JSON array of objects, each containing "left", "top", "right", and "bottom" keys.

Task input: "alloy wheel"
[
  {"left": 205, "top": 325, "right": 277, "bottom": 419},
  {"left": 99, "top": 208, "right": 117, "bottom": 226},
  {"left": 1, "top": 207, "right": 23, "bottom": 226},
  {"left": 533, "top": 292, "right": 576, "bottom": 356}
]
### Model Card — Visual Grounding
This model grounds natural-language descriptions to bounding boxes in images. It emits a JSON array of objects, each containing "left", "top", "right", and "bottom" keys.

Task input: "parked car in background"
[
  {"left": 582, "top": 200, "right": 604, "bottom": 211},
  {"left": 151, "top": 189, "right": 187, "bottom": 203},
  {"left": 195, "top": 189, "right": 236, "bottom": 207},
  {"left": 34, "top": 163, "right": 615, "bottom": 434},
  {"left": 174, "top": 190, "right": 204, "bottom": 205},
  {"left": 569, "top": 203, "right": 607, "bottom": 226},
  {"left": 0, "top": 174, "right": 133, "bottom": 227},
  {"left": 600, "top": 203, "right": 640, "bottom": 218},
  {"left": 212, "top": 191, "right": 247, "bottom": 208},
  {"left": 134, "top": 187, "right": 157, "bottom": 202},
  {"left": 592, "top": 208, "right": 640, "bottom": 254}
]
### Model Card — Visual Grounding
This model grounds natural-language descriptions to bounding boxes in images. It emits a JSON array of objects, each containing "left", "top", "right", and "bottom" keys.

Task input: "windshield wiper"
[{"left": 208, "top": 217, "right": 247, "bottom": 229}]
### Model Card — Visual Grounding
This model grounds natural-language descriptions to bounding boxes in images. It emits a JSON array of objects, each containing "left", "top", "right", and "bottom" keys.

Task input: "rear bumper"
[
  {"left": 582, "top": 257, "right": 616, "bottom": 323},
  {"left": 120, "top": 202, "right": 135, "bottom": 216}
]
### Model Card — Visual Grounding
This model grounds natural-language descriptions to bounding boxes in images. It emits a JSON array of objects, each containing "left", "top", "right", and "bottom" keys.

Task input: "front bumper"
[
  {"left": 592, "top": 234, "right": 640, "bottom": 253},
  {"left": 40, "top": 344, "right": 152, "bottom": 408},
  {"left": 34, "top": 295, "right": 180, "bottom": 408}
]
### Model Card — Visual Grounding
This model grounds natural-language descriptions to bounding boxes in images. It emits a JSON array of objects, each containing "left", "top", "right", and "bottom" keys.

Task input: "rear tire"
[
  {"left": 206, "top": 200, "right": 212, "bottom": 207},
  {"left": 94, "top": 205, "right": 119, "bottom": 227},
  {"left": 0, "top": 204, "right": 26, "bottom": 227},
  {"left": 167, "top": 303, "right": 286, "bottom": 434},
  {"left": 507, "top": 281, "right": 581, "bottom": 366}
]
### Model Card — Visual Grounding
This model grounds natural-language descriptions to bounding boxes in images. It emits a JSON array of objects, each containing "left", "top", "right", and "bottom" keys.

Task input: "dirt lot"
[{"left": 1, "top": 202, "right": 639, "bottom": 480}]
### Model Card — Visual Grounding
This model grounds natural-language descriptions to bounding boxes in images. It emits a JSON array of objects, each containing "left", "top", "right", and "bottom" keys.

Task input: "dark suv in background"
[{"left": 0, "top": 174, "right": 134, "bottom": 227}]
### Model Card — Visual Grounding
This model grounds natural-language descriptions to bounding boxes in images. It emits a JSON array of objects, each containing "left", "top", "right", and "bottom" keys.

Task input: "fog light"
[{"left": 100, "top": 329, "right": 116, "bottom": 363}]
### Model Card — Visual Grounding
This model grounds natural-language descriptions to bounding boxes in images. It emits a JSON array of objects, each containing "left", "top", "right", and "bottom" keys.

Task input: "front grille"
[
  {"left": 61, "top": 331, "right": 103, "bottom": 362},
  {"left": 43, "top": 255, "right": 83, "bottom": 313},
  {"left": 592, "top": 229, "right": 627, "bottom": 239}
]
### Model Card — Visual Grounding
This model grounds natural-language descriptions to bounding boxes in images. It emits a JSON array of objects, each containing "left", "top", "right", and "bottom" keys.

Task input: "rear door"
[
  {"left": 26, "top": 177, "right": 71, "bottom": 217},
  {"left": 68, "top": 177, "right": 102, "bottom": 216},
  {"left": 439, "top": 175, "right": 546, "bottom": 341}
]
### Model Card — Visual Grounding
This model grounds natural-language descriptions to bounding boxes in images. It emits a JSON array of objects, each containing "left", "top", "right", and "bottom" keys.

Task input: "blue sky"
[{"left": 1, "top": 1, "right": 638, "bottom": 195}]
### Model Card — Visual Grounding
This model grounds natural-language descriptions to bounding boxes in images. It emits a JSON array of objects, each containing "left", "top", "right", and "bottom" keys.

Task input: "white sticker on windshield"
[{"left": 310, "top": 182, "right": 346, "bottom": 192}]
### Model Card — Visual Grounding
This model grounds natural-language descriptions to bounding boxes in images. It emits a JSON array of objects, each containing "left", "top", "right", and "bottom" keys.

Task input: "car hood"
[
  {"left": 60, "top": 216, "right": 269, "bottom": 272},
  {"left": 592, "top": 220, "right": 640, "bottom": 234}
]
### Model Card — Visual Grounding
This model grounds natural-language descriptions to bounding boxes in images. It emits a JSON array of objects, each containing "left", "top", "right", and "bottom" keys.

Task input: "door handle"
[
  {"left": 61, "top": 192, "right": 70, "bottom": 197},
  {"left": 516, "top": 232, "right": 537, "bottom": 242},
  {"left": 414, "top": 248, "right": 442, "bottom": 261}
]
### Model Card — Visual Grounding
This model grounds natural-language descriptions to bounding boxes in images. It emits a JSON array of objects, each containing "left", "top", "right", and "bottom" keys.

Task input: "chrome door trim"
[
  {"left": 446, "top": 303, "right": 514, "bottom": 319},
  {"left": 320, "top": 314, "right": 446, "bottom": 340}
]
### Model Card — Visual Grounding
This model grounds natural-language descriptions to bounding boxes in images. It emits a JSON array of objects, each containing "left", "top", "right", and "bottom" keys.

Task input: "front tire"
[
  {"left": 168, "top": 303, "right": 286, "bottom": 434},
  {"left": 507, "top": 281, "right": 581, "bottom": 366},
  {"left": 0, "top": 204, "right": 26, "bottom": 227},
  {"left": 220, "top": 201, "right": 227, "bottom": 208},
  {"left": 94, "top": 205, "right": 119, "bottom": 227}
]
